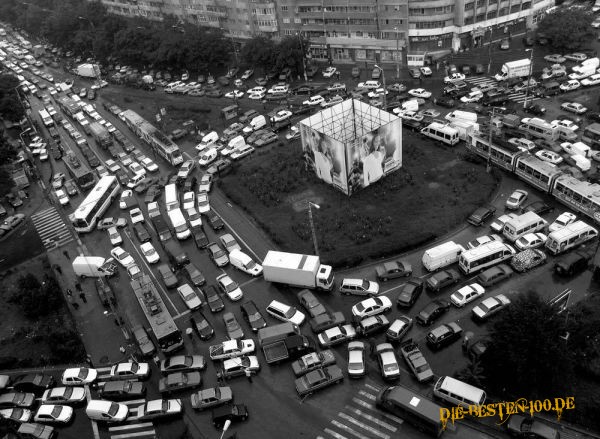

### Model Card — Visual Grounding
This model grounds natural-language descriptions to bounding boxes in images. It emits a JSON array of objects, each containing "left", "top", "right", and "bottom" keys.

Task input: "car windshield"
[
  {"left": 143, "top": 248, "right": 154, "bottom": 256},
  {"left": 214, "top": 249, "right": 226, "bottom": 258},
  {"left": 108, "top": 402, "right": 120, "bottom": 416},
  {"left": 225, "top": 281, "right": 238, "bottom": 292},
  {"left": 284, "top": 307, "right": 298, "bottom": 318}
]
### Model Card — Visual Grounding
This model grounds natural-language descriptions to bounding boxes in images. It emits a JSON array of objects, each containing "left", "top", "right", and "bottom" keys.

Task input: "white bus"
[
  {"left": 164, "top": 183, "right": 179, "bottom": 212},
  {"left": 38, "top": 109, "right": 53, "bottom": 127},
  {"left": 519, "top": 117, "right": 559, "bottom": 141},
  {"left": 72, "top": 176, "right": 121, "bottom": 233},
  {"left": 433, "top": 376, "right": 486, "bottom": 409},
  {"left": 458, "top": 241, "right": 516, "bottom": 274},
  {"left": 503, "top": 211, "right": 547, "bottom": 242},
  {"left": 546, "top": 221, "right": 598, "bottom": 255},
  {"left": 168, "top": 208, "right": 190, "bottom": 240},
  {"left": 420, "top": 122, "right": 460, "bottom": 146}
]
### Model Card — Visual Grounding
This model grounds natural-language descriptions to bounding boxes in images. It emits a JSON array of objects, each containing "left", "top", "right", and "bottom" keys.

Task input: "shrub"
[{"left": 8, "top": 274, "right": 63, "bottom": 319}]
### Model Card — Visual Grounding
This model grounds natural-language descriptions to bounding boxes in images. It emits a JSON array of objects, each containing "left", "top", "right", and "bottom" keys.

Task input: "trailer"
[{"left": 262, "top": 251, "right": 334, "bottom": 291}]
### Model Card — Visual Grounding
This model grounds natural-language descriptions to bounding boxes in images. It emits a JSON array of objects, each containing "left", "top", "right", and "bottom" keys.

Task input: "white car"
[
  {"left": 247, "top": 91, "right": 265, "bottom": 100},
  {"left": 351, "top": 296, "right": 392, "bottom": 319},
  {"left": 129, "top": 162, "right": 145, "bottom": 176},
  {"left": 110, "top": 246, "right": 135, "bottom": 268},
  {"left": 559, "top": 80, "right": 581, "bottom": 92},
  {"left": 186, "top": 207, "right": 203, "bottom": 229},
  {"left": 199, "top": 175, "right": 212, "bottom": 192},
  {"left": 318, "top": 325, "right": 357, "bottom": 347},
  {"left": 450, "top": 283, "right": 485, "bottom": 308},
  {"left": 110, "top": 362, "right": 150, "bottom": 380},
  {"left": 564, "top": 53, "right": 587, "bottom": 62},
  {"left": 248, "top": 86, "right": 266, "bottom": 95},
  {"left": 105, "top": 159, "right": 120, "bottom": 173},
  {"left": 322, "top": 67, "right": 337, "bottom": 78},
  {"left": 408, "top": 88, "right": 431, "bottom": 99},
  {"left": 506, "top": 189, "right": 528, "bottom": 210},
  {"left": 216, "top": 273, "right": 244, "bottom": 301},
  {"left": 582, "top": 74, "right": 600, "bottom": 86},
  {"left": 394, "top": 109, "right": 424, "bottom": 122},
  {"left": 197, "top": 192, "right": 210, "bottom": 214},
  {"left": 225, "top": 90, "right": 244, "bottom": 99},
  {"left": 561, "top": 102, "right": 587, "bottom": 114},
  {"left": 34, "top": 404, "right": 74, "bottom": 424},
  {"left": 508, "top": 137, "right": 536, "bottom": 152},
  {"left": 460, "top": 90, "right": 484, "bottom": 103},
  {"left": 140, "top": 242, "right": 160, "bottom": 264},
  {"left": 303, "top": 95, "right": 325, "bottom": 106},
  {"left": 367, "top": 88, "right": 389, "bottom": 99},
  {"left": 61, "top": 367, "right": 98, "bottom": 385},
  {"left": 198, "top": 148, "right": 218, "bottom": 167},
  {"left": 107, "top": 227, "right": 122, "bottom": 246},
  {"left": 544, "top": 54, "right": 566, "bottom": 64},
  {"left": 347, "top": 341, "right": 366, "bottom": 377},
  {"left": 549, "top": 212, "right": 577, "bottom": 232},
  {"left": 553, "top": 120, "right": 579, "bottom": 132},
  {"left": 140, "top": 157, "right": 159, "bottom": 172},
  {"left": 41, "top": 387, "right": 86, "bottom": 405},
  {"left": 420, "top": 66, "right": 432, "bottom": 76},
  {"left": 182, "top": 191, "right": 195, "bottom": 210},
  {"left": 51, "top": 172, "right": 65, "bottom": 189},
  {"left": 119, "top": 189, "right": 134, "bottom": 209},
  {"left": 55, "top": 189, "right": 69, "bottom": 206},
  {"left": 241, "top": 69, "right": 254, "bottom": 80},
  {"left": 515, "top": 232, "right": 548, "bottom": 250},
  {"left": 177, "top": 284, "right": 202, "bottom": 310},
  {"left": 419, "top": 109, "right": 440, "bottom": 118},
  {"left": 444, "top": 73, "right": 466, "bottom": 83},
  {"left": 130, "top": 208, "right": 145, "bottom": 224},
  {"left": 271, "top": 110, "right": 292, "bottom": 122},
  {"left": 357, "top": 81, "right": 381, "bottom": 90},
  {"left": 327, "top": 82, "right": 346, "bottom": 92},
  {"left": 467, "top": 234, "right": 502, "bottom": 250},
  {"left": 535, "top": 149, "right": 564, "bottom": 165}
]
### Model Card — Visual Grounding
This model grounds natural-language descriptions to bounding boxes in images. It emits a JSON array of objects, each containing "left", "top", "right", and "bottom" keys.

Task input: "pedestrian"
[
  {"left": 79, "top": 292, "right": 87, "bottom": 303},
  {"left": 62, "top": 250, "right": 70, "bottom": 260},
  {"left": 119, "top": 345, "right": 126, "bottom": 354},
  {"left": 86, "top": 354, "right": 94, "bottom": 368},
  {"left": 368, "top": 338, "right": 376, "bottom": 359},
  {"left": 245, "top": 369, "right": 253, "bottom": 383},
  {"left": 72, "top": 301, "right": 79, "bottom": 310},
  {"left": 53, "top": 264, "right": 62, "bottom": 275},
  {"left": 75, "top": 282, "right": 82, "bottom": 292},
  {"left": 66, "top": 289, "right": 73, "bottom": 298}
]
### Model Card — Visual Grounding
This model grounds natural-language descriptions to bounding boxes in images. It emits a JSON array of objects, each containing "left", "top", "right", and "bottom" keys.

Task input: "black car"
[
  {"left": 524, "top": 102, "right": 546, "bottom": 116},
  {"left": 212, "top": 404, "right": 248, "bottom": 429},
  {"left": 12, "top": 374, "right": 55, "bottom": 395},
  {"left": 357, "top": 315, "right": 390, "bottom": 337},
  {"left": 586, "top": 112, "right": 600, "bottom": 123},
  {"left": 183, "top": 263, "right": 206, "bottom": 286},
  {"left": 416, "top": 299, "right": 451, "bottom": 326},
  {"left": 292, "top": 85, "right": 316, "bottom": 95},
  {"left": 192, "top": 228, "right": 209, "bottom": 248},
  {"left": 108, "top": 146, "right": 120, "bottom": 159},
  {"left": 433, "top": 96, "right": 455, "bottom": 108},
  {"left": 205, "top": 285, "right": 225, "bottom": 313},
  {"left": 99, "top": 380, "right": 146, "bottom": 401},
  {"left": 309, "top": 311, "right": 346, "bottom": 334},
  {"left": 522, "top": 201, "right": 553, "bottom": 216},
  {"left": 396, "top": 278, "right": 424, "bottom": 308},
  {"left": 240, "top": 300, "right": 267, "bottom": 332},
  {"left": 190, "top": 313, "right": 215, "bottom": 340},
  {"left": 205, "top": 209, "right": 224, "bottom": 230},
  {"left": 144, "top": 185, "right": 162, "bottom": 203},
  {"left": 482, "top": 93, "right": 510, "bottom": 107},
  {"left": 50, "top": 144, "right": 63, "bottom": 160},
  {"left": 425, "top": 269, "right": 460, "bottom": 292},
  {"left": 115, "top": 169, "right": 129, "bottom": 186},
  {"left": 467, "top": 205, "right": 496, "bottom": 226},
  {"left": 426, "top": 322, "right": 463, "bottom": 350},
  {"left": 133, "top": 223, "right": 151, "bottom": 243},
  {"left": 123, "top": 141, "right": 137, "bottom": 153},
  {"left": 183, "top": 176, "right": 197, "bottom": 193},
  {"left": 402, "top": 119, "right": 425, "bottom": 132}
]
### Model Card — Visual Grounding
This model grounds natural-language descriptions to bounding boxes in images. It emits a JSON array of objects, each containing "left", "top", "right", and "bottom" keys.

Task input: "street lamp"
[
  {"left": 374, "top": 64, "right": 387, "bottom": 109},
  {"left": 523, "top": 47, "right": 535, "bottom": 109},
  {"left": 393, "top": 27, "right": 400, "bottom": 79},
  {"left": 219, "top": 420, "right": 232, "bottom": 439},
  {"left": 307, "top": 201, "right": 320, "bottom": 256},
  {"left": 297, "top": 32, "right": 308, "bottom": 82},
  {"left": 487, "top": 27, "right": 492, "bottom": 74},
  {"left": 486, "top": 106, "right": 504, "bottom": 173}
]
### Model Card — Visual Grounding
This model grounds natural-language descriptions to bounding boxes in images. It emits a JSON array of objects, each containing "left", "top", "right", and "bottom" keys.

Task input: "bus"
[
  {"left": 552, "top": 174, "right": 600, "bottom": 222},
  {"left": 71, "top": 175, "right": 120, "bottom": 233},
  {"left": 38, "top": 109, "right": 53, "bottom": 127},
  {"left": 582, "top": 123, "right": 600, "bottom": 148},
  {"left": 376, "top": 385, "right": 444, "bottom": 437},
  {"left": 62, "top": 151, "right": 95, "bottom": 191},
  {"left": 546, "top": 220, "right": 598, "bottom": 255},
  {"left": 458, "top": 241, "right": 516, "bottom": 274},
  {"left": 514, "top": 154, "right": 562, "bottom": 193},
  {"left": 466, "top": 134, "right": 526, "bottom": 172},
  {"left": 420, "top": 122, "right": 460, "bottom": 146},
  {"left": 503, "top": 211, "right": 547, "bottom": 242},
  {"left": 130, "top": 275, "right": 183, "bottom": 353},
  {"left": 519, "top": 118, "right": 559, "bottom": 141}
]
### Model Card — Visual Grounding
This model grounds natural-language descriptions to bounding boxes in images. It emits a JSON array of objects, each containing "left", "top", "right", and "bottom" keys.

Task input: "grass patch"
[{"left": 219, "top": 137, "right": 498, "bottom": 267}]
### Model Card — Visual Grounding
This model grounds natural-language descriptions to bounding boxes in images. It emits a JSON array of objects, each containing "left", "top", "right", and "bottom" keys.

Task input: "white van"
[
  {"left": 420, "top": 122, "right": 460, "bottom": 146},
  {"left": 164, "top": 183, "right": 179, "bottom": 212},
  {"left": 229, "top": 249, "right": 263, "bottom": 276},
  {"left": 242, "top": 115, "right": 267, "bottom": 134},
  {"left": 422, "top": 241, "right": 466, "bottom": 271},
  {"left": 127, "top": 173, "right": 146, "bottom": 189},
  {"left": 503, "top": 211, "right": 547, "bottom": 242},
  {"left": 546, "top": 220, "right": 598, "bottom": 255},
  {"left": 195, "top": 131, "right": 219, "bottom": 152},
  {"left": 565, "top": 141, "right": 591, "bottom": 157},
  {"left": 222, "top": 135, "right": 246, "bottom": 156},
  {"left": 571, "top": 154, "right": 591, "bottom": 172},
  {"left": 72, "top": 256, "right": 116, "bottom": 278},
  {"left": 86, "top": 400, "right": 129, "bottom": 422},
  {"left": 433, "top": 376, "right": 486, "bottom": 408},
  {"left": 168, "top": 208, "right": 191, "bottom": 240},
  {"left": 444, "top": 110, "right": 478, "bottom": 124}
]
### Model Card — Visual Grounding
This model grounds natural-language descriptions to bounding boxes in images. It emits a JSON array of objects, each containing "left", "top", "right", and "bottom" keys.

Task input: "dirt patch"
[
  {"left": 287, "top": 190, "right": 325, "bottom": 213},
  {"left": 434, "top": 158, "right": 460, "bottom": 172},
  {"left": 428, "top": 182, "right": 441, "bottom": 189}
]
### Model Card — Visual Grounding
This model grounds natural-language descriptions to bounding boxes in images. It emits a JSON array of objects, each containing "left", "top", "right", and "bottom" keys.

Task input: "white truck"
[
  {"left": 76, "top": 63, "right": 99, "bottom": 78},
  {"left": 422, "top": 241, "right": 466, "bottom": 271},
  {"left": 262, "top": 251, "right": 335, "bottom": 291},
  {"left": 72, "top": 256, "right": 117, "bottom": 278},
  {"left": 445, "top": 110, "right": 478, "bottom": 124},
  {"left": 570, "top": 57, "right": 600, "bottom": 80},
  {"left": 449, "top": 120, "right": 480, "bottom": 141},
  {"left": 494, "top": 59, "right": 531, "bottom": 82},
  {"left": 209, "top": 339, "right": 255, "bottom": 360}
]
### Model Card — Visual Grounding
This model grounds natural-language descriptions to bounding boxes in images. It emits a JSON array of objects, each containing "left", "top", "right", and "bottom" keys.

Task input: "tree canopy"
[
  {"left": 241, "top": 35, "right": 310, "bottom": 75},
  {"left": 0, "top": 73, "right": 25, "bottom": 123},
  {"left": 537, "top": 8, "right": 595, "bottom": 51}
]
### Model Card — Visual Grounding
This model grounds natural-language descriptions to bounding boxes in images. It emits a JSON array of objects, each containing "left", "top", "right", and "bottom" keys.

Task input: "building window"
[
  {"left": 283, "top": 18, "right": 290, "bottom": 23},
  {"left": 465, "top": 2, "right": 474, "bottom": 10},
  {"left": 498, "top": 7, "right": 508, "bottom": 15},
  {"left": 510, "top": 4, "right": 520, "bottom": 12},
  {"left": 281, "top": 5, "right": 288, "bottom": 11},
  {"left": 284, "top": 29, "right": 293, "bottom": 35},
  {"left": 522, "top": 2, "right": 531, "bottom": 9},
  {"left": 294, "top": 18, "right": 301, "bottom": 23},
  {"left": 476, "top": 0, "right": 485, "bottom": 6},
  {"left": 476, "top": 13, "right": 485, "bottom": 22}
]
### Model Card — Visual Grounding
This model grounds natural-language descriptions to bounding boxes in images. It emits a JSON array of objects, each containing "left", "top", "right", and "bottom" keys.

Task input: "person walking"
[
  {"left": 53, "top": 264, "right": 62, "bottom": 275},
  {"left": 75, "top": 282, "right": 82, "bottom": 292},
  {"left": 63, "top": 250, "right": 70, "bottom": 260},
  {"left": 368, "top": 338, "right": 376, "bottom": 359},
  {"left": 245, "top": 369, "right": 253, "bottom": 383},
  {"left": 79, "top": 292, "right": 87, "bottom": 303}
]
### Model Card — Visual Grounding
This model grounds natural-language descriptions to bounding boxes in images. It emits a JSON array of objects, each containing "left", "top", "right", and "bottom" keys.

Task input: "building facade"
[{"left": 98, "top": 0, "right": 554, "bottom": 64}]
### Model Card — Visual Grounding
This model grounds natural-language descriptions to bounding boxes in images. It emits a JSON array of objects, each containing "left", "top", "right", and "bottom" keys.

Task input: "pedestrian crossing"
[
  {"left": 107, "top": 399, "right": 157, "bottom": 439},
  {"left": 30, "top": 206, "right": 74, "bottom": 251},
  {"left": 465, "top": 76, "right": 540, "bottom": 103}
]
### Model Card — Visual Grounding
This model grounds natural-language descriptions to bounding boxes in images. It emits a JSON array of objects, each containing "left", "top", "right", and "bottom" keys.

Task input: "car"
[
  {"left": 418, "top": 109, "right": 440, "bottom": 119},
  {"left": 544, "top": 54, "right": 566, "bottom": 64},
  {"left": 64, "top": 180, "right": 78, "bottom": 196},
  {"left": 420, "top": 66, "right": 432, "bottom": 76},
  {"left": 41, "top": 387, "right": 85, "bottom": 405},
  {"left": 515, "top": 232, "right": 548, "bottom": 250},
  {"left": 159, "top": 372, "right": 202, "bottom": 395},
  {"left": 192, "top": 228, "right": 209, "bottom": 249},
  {"left": 560, "top": 80, "right": 581, "bottom": 92},
  {"left": 506, "top": 189, "right": 528, "bottom": 210},
  {"left": 317, "top": 325, "right": 356, "bottom": 347},
  {"left": 408, "top": 68, "right": 421, "bottom": 78},
  {"left": 564, "top": 52, "right": 587, "bottom": 62},
  {"left": 357, "top": 315, "right": 390, "bottom": 337},
  {"left": 51, "top": 172, "right": 65, "bottom": 189},
  {"left": 444, "top": 73, "right": 466, "bottom": 83},
  {"left": 177, "top": 284, "right": 202, "bottom": 310},
  {"left": 223, "top": 312, "right": 244, "bottom": 340},
  {"left": 508, "top": 137, "right": 537, "bottom": 152},
  {"left": 129, "top": 208, "right": 145, "bottom": 224},
  {"left": 327, "top": 82, "right": 346, "bottom": 92},
  {"left": 110, "top": 246, "right": 135, "bottom": 268},
  {"left": 535, "top": 149, "right": 563, "bottom": 165},
  {"left": 136, "top": 399, "right": 182, "bottom": 422},
  {"left": 133, "top": 223, "right": 151, "bottom": 243},
  {"left": 416, "top": 299, "right": 451, "bottom": 326},
  {"left": 119, "top": 190, "right": 134, "bottom": 210},
  {"left": 186, "top": 208, "right": 203, "bottom": 230},
  {"left": 212, "top": 404, "right": 249, "bottom": 428},
  {"left": 549, "top": 212, "right": 577, "bottom": 233},
  {"left": 140, "top": 242, "right": 160, "bottom": 264},
  {"left": 208, "top": 242, "right": 229, "bottom": 267},
  {"left": 294, "top": 364, "right": 344, "bottom": 396},
  {"left": 61, "top": 367, "right": 97, "bottom": 386},
  {"left": 216, "top": 273, "right": 243, "bottom": 301},
  {"left": 375, "top": 343, "right": 401, "bottom": 380},
  {"left": 475, "top": 264, "right": 513, "bottom": 288},
  {"left": 309, "top": 311, "right": 346, "bottom": 334},
  {"left": 132, "top": 326, "right": 156, "bottom": 357},
  {"left": 219, "top": 233, "right": 241, "bottom": 253},
  {"left": 297, "top": 289, "right": 327, "bottom": 317},
  {"left": 581, "top": 74, "right": 600, "bottom": 86},
  {"left": 196, "top": 192, "right": 210, "bottom": 214},
  {"left": 473, "top": 296, "right": 510, "bottom": 322},
  {"left": 200, "top": 285, "right": 224, "bottom": 313},
  {"left": 198, "top": 175, "right": 212, "bottom": 193},
  {"left": 140, "top": 157, "right": 159, "bottom": 173},
  {"left": 346, "top": 341, "right": 366, "bottom": 378},
  {"left": 433, "top": 96, "right": 455, "bottom": 108},
  {"left": 34, "top": 404, "right": 73, "bottom": 424},
  {"left": 97, "top": 217, "right": 127, "bottom": 230},
  {"left": 240, "top": 69, "right": 254, "bottom": 80},
  {"left": 118, "top": 153, "right": 133, "bottom": 167},
  {"left": 240, "top": 300, "right": 267, "bottom": 331},
  {"left": 524, "top": 103, "right": 547, "bottom": 116},
  {"left": 522, "top": 201, "right": 553, "bottom": 216},
  {"left": 322, "top": 67, "right": 337, "bottom": 78},
  {"left": 499, "top": 38, "right": 510, "bottom": 50},
  {"left": 426, "top": 322, "right": 462, "bottom": 350},
  {"left": 339, "top": 278, "right": 380, "bottom": 296},
  {"left": 110, "top": 362, "right": 150, "bottom": 380},
  {"left": 561, "top": 102, "right": 588, "bottom": 114},
  {"left": 351, "top": 296, "right": 392, "bottom": 319},
  {"left": 99, "top": 380, "right": 146, "bottom": 401},
  {"left": 511, "top": 249, "right": 547, "bottom": 273},
  {"left": 0, "top": 392, "right": 36, "bottom": 409},
  {"left": 217, "top": 356, "right": 260, "bottom": 380},
  {"left": 467, "top": 205, "right": 496, "bottom": 226},
  {"left": 513, "top": 79, "right": 537, "bottom": 92},
  {"left": 177, "top": 160, "right": 196, "bottom": 181},
  {"left": 407, "top": 88, "right": 431, "bottom": 99},
  {"left": 425, "top": 269, "right": 460, "bottom": 292},
  {"left": 182, "top": 192, "right": 195, "bottom": 211},
  {"left": 271, "top": 109, "right": 293, "bottom": 122},
  {"left": 1, "top": 214, "right": 25, "bottom": 231},
  {"left": 400, "top": 340, "right": 434, "bottom": 382},
  {"left": 160, "top": 355, "right": 206, "bottom": 375},
  {"left": 450, "top": 283, "right": 485, "bottom": 307},
  {"left": 190, "top": 387, "right": 233, "bottom": 411},
  {"left": 396, "top": 278, "right": 423, "bottom": 308},
  {"left": 225, "top": 90, "right": 244, "bottom": 99},
  {"left": 0, "top": 407, "right": 32, "bottom": 423},
  {"left": 467, "top": 234, "right": 502, "bottom": 250},
  {"left": 506, "top": 414, "right": 560, "bottom": 438},
  {"left": 303, "top": 95, "right": 325, "bottom": 106}
]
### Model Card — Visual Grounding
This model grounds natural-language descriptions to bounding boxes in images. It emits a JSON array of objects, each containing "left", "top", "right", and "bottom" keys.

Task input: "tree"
[
  {"left": 537, "top": 9, "right": 595, "bottom": 51},
  {"left": 480, "top": 291, "right": 573, "bottom": 399},
  {"left": 0, "top": 74, "right": 24, "bottom": 122},
  {"left": 275, "top": 36, "right": 305, "bottom": 76},
  {"left": 240, "top": 36, "right": 277, "bottom": 71},
  {"left": 0, "top": 135, "right": 17, "bottom": 163},
  {"left": 9, "top": 273, "right": 63, "bottom": 319}
]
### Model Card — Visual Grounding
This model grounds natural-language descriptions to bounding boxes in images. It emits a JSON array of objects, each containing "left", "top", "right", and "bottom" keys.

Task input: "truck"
[
  {"left": 209, "top": 339, "right": 255, "bottom": 360},
  {"left": 262, "top": 334, "right": 314, "bottom": 364},
  {"left": 448, "top": 120, "right": 479, "bottom": 141},
  {"left": 72, "top": 256, "right": 117, "bottom": 278},
  {"left": 89, "top": 122, "right": 113, "bottom": 149},
  {"left": 76, "top": 63, "right": 99, "bottom": 79},
  {"left": 494, "top": 59, "right": 531, "bottom": 82},
  {"left": 161, "top": 237, "right": 189, "bottom": 269},
  {"left": 570, "top": 57, "right": 600, "bottom": 80},
  {"left": 262, "top": 251, "right": 334, "bottom": 291},
  {"left": 32, "top": 45, "right": 45, "bottom": 57},
  {"left": 502, "top": 114, "right": 521, "bottom": 128}
]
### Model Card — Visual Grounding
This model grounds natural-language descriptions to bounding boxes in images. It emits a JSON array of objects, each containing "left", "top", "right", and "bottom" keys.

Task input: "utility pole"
[
  {"left": 307, "top": 202, "right": 320, "bottom": 256},
  {"left": 375, "top": 64, "right": 386, "bottom": 109},
  {"left": 523, "top": 47, "right": 535, "bottom": 109},
  {"left": 394, "top": 27, "right": 400, "bottom": 79}
]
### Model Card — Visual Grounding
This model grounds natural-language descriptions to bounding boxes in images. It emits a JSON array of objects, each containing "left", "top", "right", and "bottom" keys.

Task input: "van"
[
  {"left": 168, "top": 208, "right": 191, "bottom": 240},
  {"left": 545, "top": 220, "right": 598, "bottom": 255},
  {"left": 266, "top": 300, "right": 306, "bottom": 326},
  {"left": 422, "top": 241, "right": 466, "bottom": 271},
  {"left": 164, "top": 183, "right": 179, "bottom": 212},
  {"left": 554, "top": 251, "right": 589, "bottom": 276},
  {"left": 257, "top": 322, "right": 301, "bottom": 347},
  {"left": 242, "top": 115, "right": 267, "bottom": 134},
  {"left": 567, "top": 141, "right": 591, "bottom": 157},
  {"left": 86, "top": 399, "right": 129, "bottom": 422},
  {"left": 268, "top": 85, "right": 289, "bottom": 95},
  {"left": 503, "top": 212, "right": 547, "bottom": 242},
  {"left": 444, "top": 110, "right": 477, "bottom": 124},
  {"left": 433, "top": 376, "right": 486, "bottom": 408},
  {"left": 502, "top": 114, "right": 521, "bottom": 128},
  {"left": 360, "top": 80, "right": 381, "bottom": 89},
  {"left": 195, "top": 131, "right": 219, "bottom": 152},
  {"left": 420, "top": 122, "right": 460, "bottom": 146},
  {"left": 72, "top": 256, "right": 116, "bottom": 278},
  {"left": 539, "top": 81, "right": 561, "bottom": 96},
  {"left": 571, "top": 154, "right": 591, "bottom": 172},
  {"left": 17, "top": 423, "right": 56, "bottom": 439},
  {"left": 127, "top": 173, "right": 146, "bottom": 189},
  {"left": 229, "top": 249, "right": 263, "bottom": 276}
]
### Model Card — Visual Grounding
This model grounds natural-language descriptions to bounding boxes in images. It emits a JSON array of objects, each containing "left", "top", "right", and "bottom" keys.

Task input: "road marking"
[
  {"left": 239, "top": 277, "right": 261, "bottom": 288},
  {"left": 358, "top": 390, "right": 376, "bottom": 400},
  {"left": 109, "top": 422, "right": 154, "bottom": 431},
  {"left": 173, "top": 309, "right": 191, "bottom": 320},
  {"left": 351, "top": 398, "right": 404, "bottom": 424},
  {"left": 111, "top": 430, "right": 156, "bottom": 439},
  {"left": 330, "top": 420, "right": 371, "bottom": 439},
  {"left": 323, "top": 428, "right": 350, "bottom": 439},
  {"left": 345, "top": 407, "right": 397, "bottom": 432},
  {"left": 338, "top": 413, "right": 390, "bottom": 439},
  {"left": 364, "top": 383, "right": 380, "bottom": 392}
]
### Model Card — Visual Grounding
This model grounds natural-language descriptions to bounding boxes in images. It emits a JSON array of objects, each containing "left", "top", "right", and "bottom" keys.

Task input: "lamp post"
[
  {"left": 307, "top": 201, "right": 320, "bottom": 256},
  {"left": 487, "top": 27, "right": 492, "bottom": 74},
  {"left": 219, "top": 420, "right": 232, "bottom": 439},
  {"left": 394, "top": 27, "right": 400, "bottom": 79},
  {"left": 374, "top": 64, "right": 387, "bottom": 109},
  {"left": 78, "top": 16, "right": 101, "bottom": 88},
  {"left": 297, "top": 32, "right": 308, "bottom": 82},
  {"left": 486, "top": 106, "right": 503, "bottom": 173},
  {"left": 523, "top": 47, "right": 535, "bottom": 109}
]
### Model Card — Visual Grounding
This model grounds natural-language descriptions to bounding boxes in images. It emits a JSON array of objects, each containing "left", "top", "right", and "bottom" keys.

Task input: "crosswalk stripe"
[
  {"left": 345, "top": 407, "right": 397, "bottom": 432},
  {"left": 351, "top": 398, "right": 404, "bottom": 424},
  {"left": 338, "top": 413, "right": 390, "bottom": 439},
  {"left": 323, "top": 428, "right": 350, "bottom": 439},
  {"left": 363, "top": 383, "right": 380, "bottom": 392},
  {"left": 30, "top": 206, "right": 74, "bottom": 250},
  {"left": 330, "top": 420, "right": 371, "bottom": 439},
  {"left": 108, "top": 422, "right": 153, "bottom": 431},
  {"left": 358, "top": 390, "right": 376, "bottom": 400},
  {"left": 110, "top": 430, "right": 156, "bottom": 439}
]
